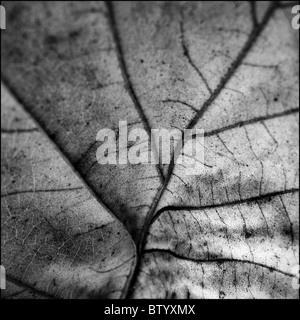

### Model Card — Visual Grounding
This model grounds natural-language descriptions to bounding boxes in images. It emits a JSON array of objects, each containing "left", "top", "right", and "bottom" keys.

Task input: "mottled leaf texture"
[
  {"left": 1, "top": 84, "right": 136, "bottom": 299},
  {"left": 1, "top": 1, "right": 299, "bottom": 299}
]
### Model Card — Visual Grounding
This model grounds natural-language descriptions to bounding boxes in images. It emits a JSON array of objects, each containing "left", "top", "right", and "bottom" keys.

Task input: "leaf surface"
[
  {"left": 1, "top": 84, "right": 135, "bottom": 299},
  {"left": 1, "top": 1, "right": 299, "bottom": 299}
]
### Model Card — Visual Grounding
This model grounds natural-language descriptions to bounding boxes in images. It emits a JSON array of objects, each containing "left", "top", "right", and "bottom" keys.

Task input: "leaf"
[
  {"left": 1, "top": 84, "right": 136, "bottom": 299},
  {"left": 1, "top": 0, "right": 163, "bottom": 241},
  {"left": 1, "top": 1, "right": 299, "bottom": 299},
  {"left": 137, "top": 118, "right": 299, "bottom": 298}
]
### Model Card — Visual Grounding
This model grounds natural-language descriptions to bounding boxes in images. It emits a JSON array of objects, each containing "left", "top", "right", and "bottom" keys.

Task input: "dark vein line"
[
  {"left": 242, "top": 62, "right": 279, "bottom": 69},
  {"left": 143, "top": 248, "right": 295, "bottom": 278},
  {"left": 105, "top": 1, "right": 164, "bottom": 183},
  {"left": 162, "top": 99, "right": 198, "bottom": 113},
  {"left": 249, "top": 1, "right": 258, "bottom": 27},
  {"left": 261, "top": 123, "right": 279, "bottom": 153},
  {"left": 89, "top": 255, "right": 135, "bottom": 274},
  {"left": 180, "top": 21, "right": 213, "bottom": 94},
  {"left": 257, "top": 202, "right": 270, "bottom": 236},
  {"left": 217, "top": 134, "right": 236, "bottom": 160},
  {"left": 73, "top": 221, "right": 115, "bottom": 238},
  {"left": 225, "top": 87, "right": 246, "bottom": 96},
  {"left": 151, "top": 188, "right": 299, "bottom": 225},
  {"left": 243, "top": 126, "right": 264, "bottom": 196},
  {"left": 204, "top": 108, "right": 299, "bottom": 138},
  {"left": 278, "top": 196, "right": 295, "bottom": 244},
  {"left": 1, "top": 187, "right": 84, "bottom": 198},
  {"left": 1, "top": 128, "right": 39, "bottom": 134},
  {"left": 6, "top": 276, "right": 57, "bottom": 299},
  {"left": 173, "top": 172, "right": 189, "bottom": 187}
]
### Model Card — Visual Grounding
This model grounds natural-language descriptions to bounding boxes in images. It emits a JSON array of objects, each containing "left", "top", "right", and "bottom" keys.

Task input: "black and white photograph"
[{"left": 0, "top": 0, "right": 299, "bottom": 305}]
